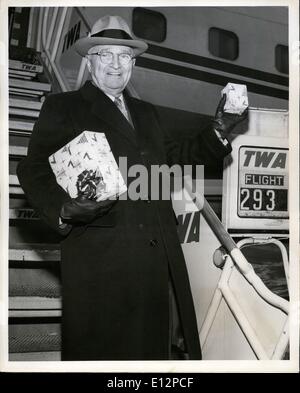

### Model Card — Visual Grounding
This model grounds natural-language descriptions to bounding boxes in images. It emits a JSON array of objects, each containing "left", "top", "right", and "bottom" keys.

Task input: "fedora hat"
[{"left": 74, "top": 15, "right": 148, "bottom": 57}]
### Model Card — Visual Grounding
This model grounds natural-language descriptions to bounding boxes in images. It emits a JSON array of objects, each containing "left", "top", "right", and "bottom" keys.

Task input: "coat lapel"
[
  {"left": 126, "top": 94, "right": 157, "bottom": 157},
  {"left": 80, "top": 81, "right": 138, "bottom": 147}
]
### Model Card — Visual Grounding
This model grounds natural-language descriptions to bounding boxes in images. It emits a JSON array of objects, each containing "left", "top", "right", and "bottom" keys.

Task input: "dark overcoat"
[{"left": 17, "top": 81, "right": 230, "bottom": 360}]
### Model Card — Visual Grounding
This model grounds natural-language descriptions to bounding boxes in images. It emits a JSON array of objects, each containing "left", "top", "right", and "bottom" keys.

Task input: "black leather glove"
[
  {"left": 212, "top": 94, "right": 248, "bottom": 138},
  {"left": 60, "top": 195, "right": 116, "bottom": 225}
]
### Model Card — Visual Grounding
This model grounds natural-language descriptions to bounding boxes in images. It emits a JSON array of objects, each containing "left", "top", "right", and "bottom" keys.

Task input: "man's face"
[{"left": 86, "top": 45, "right": 135, "bottom": 97}]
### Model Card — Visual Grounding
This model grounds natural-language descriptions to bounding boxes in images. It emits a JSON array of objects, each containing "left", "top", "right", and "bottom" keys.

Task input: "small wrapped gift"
[
  {"left": 49, "top": 131, "right": 127, "bottom": 201},
  {"left": 221, "top": 83, "right": 248, "bottom": 115}
]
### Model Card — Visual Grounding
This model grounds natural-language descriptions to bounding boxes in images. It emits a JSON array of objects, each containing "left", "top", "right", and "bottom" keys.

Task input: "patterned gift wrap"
[
  {"left": 49, "top": 131, "right": 127, "bottom": 201},
  {"left": 221, "top": 83, "right": 248, "bottom": 115}
]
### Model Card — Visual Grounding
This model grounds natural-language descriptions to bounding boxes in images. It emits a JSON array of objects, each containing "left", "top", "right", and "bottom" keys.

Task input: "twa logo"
[
  {"left": 241, "top": 148, "right": 287, "bottom": 170},
  {"left": 177, "top": 211, "right": 200, "bottom": 244},
  {"left": 62, "top": 21, "right": 81, "bottom": 53}
]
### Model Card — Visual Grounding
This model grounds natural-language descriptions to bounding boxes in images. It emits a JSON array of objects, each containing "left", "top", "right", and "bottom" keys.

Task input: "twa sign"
[
  {"left": 222, "top": 115, "right": 289, "bottom": 235},
  {"left": 241, "top": 149, "right": 287, "bottom": 170},
  {"left": 238, "top": 146, "right": 288, "bottom": 218}
]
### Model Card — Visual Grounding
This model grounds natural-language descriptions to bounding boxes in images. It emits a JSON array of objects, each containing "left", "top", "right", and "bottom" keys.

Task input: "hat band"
[{"left": 91, "top": 29, "right": 133, "bottom": 40}]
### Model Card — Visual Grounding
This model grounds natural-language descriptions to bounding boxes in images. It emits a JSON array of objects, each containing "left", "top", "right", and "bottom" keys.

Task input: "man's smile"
[{"left": 107, "top": 71, "right": 122, "bottom": 76}]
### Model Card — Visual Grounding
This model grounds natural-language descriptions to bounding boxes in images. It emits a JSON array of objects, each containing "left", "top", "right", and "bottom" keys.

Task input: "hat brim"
[{"left": 74, "top": 37, "right": 148, "bottom": 57}]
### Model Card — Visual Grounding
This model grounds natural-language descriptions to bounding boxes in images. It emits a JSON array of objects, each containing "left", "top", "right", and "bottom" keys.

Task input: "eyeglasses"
[{"left": 89, "top": 51, "right": 135, "bottom": 65}]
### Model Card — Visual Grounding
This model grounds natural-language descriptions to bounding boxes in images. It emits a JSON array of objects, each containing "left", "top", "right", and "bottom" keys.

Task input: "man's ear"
[{"left": 132, "top": 58, "right": 136, "bottom": 67}]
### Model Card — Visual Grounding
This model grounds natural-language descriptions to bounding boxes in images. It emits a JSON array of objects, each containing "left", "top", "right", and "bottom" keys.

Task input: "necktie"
[{"left": 114, "top": 96, "right": 133, "bottom": 127}]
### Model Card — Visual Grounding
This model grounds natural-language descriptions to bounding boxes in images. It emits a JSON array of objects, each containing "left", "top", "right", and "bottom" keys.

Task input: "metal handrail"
[
  {"left": 183, "top": 178, "right": 289, "bottom": 359},
  {"left": 184, "top": 180, "right": 289, "bottom": 315},
  {"left": 40, "top": 7, "right": 69, "bottom": 92},
  {"left": 199, "top": 252, "right": 289, "bottom": 359},
  {"left": 75, "top": 57, "right": 88, "bottom": 90},
  {"left": 50, "top": 8, "right": 67, "bottom": 64},
  {"left": 237, "top": 237, "right": 289, "bottom": 292},
  {"left": 73, "top": 7, "right": 91, "bottom": 89},
  {"left": 219, "top": 258, "right": 270, "bottom": 359},
  {"left": 36, "top": 7, "right": 43, "bottom": 52},
  {"left": 46, "top": 8, "right": 59, "bottom": 56}
]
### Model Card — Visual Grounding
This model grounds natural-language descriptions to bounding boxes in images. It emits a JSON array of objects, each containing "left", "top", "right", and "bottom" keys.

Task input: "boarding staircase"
[{"left": 8, "top": 43, "right": 63, "bottom": 360}]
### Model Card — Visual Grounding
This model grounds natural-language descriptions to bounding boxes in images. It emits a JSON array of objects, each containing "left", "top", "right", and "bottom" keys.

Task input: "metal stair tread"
[
  {"left": 9, "top": 97, "right": 42, "bottom": 110},
  {"left": 9, "top": 120, "right": 34, "bottom": 132},
  {"left": 9, "top": 107, "right": 40, "bottom": 118},
  {"left": 9, "top": 77, "right": 51, "bottom": 92},
  {"left": 9, "top": 59, "right": 43, "bottom": 74},
  {"left": 9, "top": 296, "right": 62, "bottom": 309},
  {"left": 9, "top": 248, "right": 61, "bottom": 262}
]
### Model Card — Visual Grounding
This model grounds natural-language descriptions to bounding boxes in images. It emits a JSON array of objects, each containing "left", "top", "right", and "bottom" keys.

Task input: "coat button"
[
  {"left": 144, "top": 198, "right": 151, "bottom": 204},
  {"left": 149, "top": 239, "right": 158, "bottom": 247}
]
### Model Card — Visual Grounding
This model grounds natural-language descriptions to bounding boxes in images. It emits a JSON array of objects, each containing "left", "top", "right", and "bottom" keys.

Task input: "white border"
[{"left": 0, "top": 0, "right": 299, "bottom": 373}]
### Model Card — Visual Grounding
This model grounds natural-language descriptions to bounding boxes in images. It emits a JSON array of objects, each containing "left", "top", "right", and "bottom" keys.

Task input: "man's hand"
[
  {"left": 212, "top": 94, "right": 248, "bottom": 138},
  {"left": 60, "top": 195, "right": 116, "bottom": 225}
]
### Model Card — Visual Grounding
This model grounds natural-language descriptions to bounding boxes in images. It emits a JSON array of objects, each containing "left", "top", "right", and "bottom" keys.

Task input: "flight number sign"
[{"left": 238, "top": 146, "right": 288, "bottom": 218}]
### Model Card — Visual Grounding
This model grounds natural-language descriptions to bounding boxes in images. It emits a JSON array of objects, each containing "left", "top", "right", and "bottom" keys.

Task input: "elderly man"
[{"left": 17, "top": 15, "right": 247, "bottom": 360}]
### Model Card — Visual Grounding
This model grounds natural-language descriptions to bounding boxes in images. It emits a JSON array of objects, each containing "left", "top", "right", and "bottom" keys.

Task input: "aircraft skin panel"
[
  {"left": 181, "top": 217, "right": 223, "bottom": 331},
  {"left": 218, "top": 6, "right": 288, "bottom": 25},
  {"left": 55, "top": 7, "right": 288, "bottom": 114},
  {"left": 79, "top": 6, "right": 288, "bottom": 73},
  {"left": 131, "top": 67, "right": 288, "bottom": 116}
]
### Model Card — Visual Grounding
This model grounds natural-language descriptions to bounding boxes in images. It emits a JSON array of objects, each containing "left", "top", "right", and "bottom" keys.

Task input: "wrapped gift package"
[
  {"left": 221, "top": 83, "right": 248, "bottom": 115},
  {"left": 49, "top": 131, "right": 127, "bottom": 201}
]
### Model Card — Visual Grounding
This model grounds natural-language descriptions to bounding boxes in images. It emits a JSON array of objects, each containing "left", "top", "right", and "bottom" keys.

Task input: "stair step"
[
  {"left": 9, "top": 59, "right": 43, "bottom": 74},
  {"left": 10, "top": 296, "right": 61, "bottom": 310},
  {"left": 9, "top": 186, "right": 24, "bottom": 195},
  {"left": 9, "top": 297, "right": 61, "bottom": 317},
  {"left": 9, "top": 107, "right": 40, "bottom": 118},
  {"left": 9, "top": 248, "right": 61, "bottom": 262},
  {"left": 9, "top": 175, "right": 24, "bottom": 195},
  {"left": 9, "top": 351, "right": 60, "bottom": 361},
  {"left": 9, "top": 69, "right": 37, "bottom": 78},
  {"left": 10, "top": 266, "right": 61, "bottom": 295},
  {"left": 9, "top": 73, "right": 33, "bottom": 81},
  {"left": 9, "top": 98, "right": 42, "bottom": 110},
  {"left": 9, "top": 78, "right": 51, "bottom": 92},
  {"left": 10, "top": 310, "right": 61, "bottom": 318},
  {"left": 9, "top": 145, "right": 28, "bottom": 156},
  {"left": 9, "top": 120, "right": 34, "bottom": 132},
  {"left": 9, "top": 323, "right": 61, "bottom": 353},
  {"left": 10, "top": 208, "right": 39, "bottom": 220},
  {"left": 9, "top": 87, "right": 45, "bottom": 98},
  {"left": 9, "top": 129, "right": 32, "bottom": 137},
  {"left": 10, "top": 174, "right": 20, "bottom": 185}
]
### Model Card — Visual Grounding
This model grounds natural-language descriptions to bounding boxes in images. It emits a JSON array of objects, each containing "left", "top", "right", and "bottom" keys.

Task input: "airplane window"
[
  {"left": 275, "top": 44, "right": 289, "bottom": 74},
  {"left": 132, "top": 7, "right": 166, "bottom": 43},
  {"left": 208, "top": 27, "right": 239, "bottom": 61}
]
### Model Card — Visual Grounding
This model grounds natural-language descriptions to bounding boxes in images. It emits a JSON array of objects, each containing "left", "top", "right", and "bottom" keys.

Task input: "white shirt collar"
[{"left": 106, "top": 92, "right": 124, "bottom": 104}]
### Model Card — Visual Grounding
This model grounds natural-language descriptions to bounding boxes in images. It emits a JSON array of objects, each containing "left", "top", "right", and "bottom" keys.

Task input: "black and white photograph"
[{"left": 0, "top": 0, "right": 299, "bottom": 374}]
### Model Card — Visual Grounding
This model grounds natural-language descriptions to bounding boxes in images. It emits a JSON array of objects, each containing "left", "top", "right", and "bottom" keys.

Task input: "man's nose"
[{"left": 111, "top": 54, "right": 121, "bottom": 68}]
